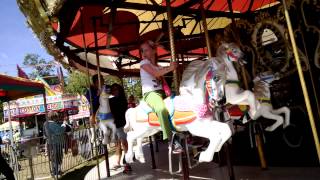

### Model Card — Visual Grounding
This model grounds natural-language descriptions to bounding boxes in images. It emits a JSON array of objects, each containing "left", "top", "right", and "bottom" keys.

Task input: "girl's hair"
[
  {"left": 139, "top": 40, "right": 158, "bottom": 62},
  {"left": 111, "top": 83, "right": 126, "bottom": 100},
  {"left": 140, "top": 40, "right": 156, "bottom": 54},
  {"left": 141, "top": 40, "right": 156, "bottom": 49}
]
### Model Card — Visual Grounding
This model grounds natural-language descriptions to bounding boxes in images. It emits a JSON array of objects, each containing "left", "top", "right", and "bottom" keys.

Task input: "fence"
[{"left": 0, "top": 127, "right": 105, "bottom": 180}]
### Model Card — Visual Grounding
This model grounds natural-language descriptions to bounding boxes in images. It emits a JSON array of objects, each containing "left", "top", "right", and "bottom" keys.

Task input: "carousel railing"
[{"left": 0, "top": 127, "right": 106, "bottom": 180}]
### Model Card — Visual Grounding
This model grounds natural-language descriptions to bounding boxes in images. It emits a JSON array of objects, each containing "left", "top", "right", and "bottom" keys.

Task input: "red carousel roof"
[{"left": 42, "top": 0, "right": 280, "bottom": 75}]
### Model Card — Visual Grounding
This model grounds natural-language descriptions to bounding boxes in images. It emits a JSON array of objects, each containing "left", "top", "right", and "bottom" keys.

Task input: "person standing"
[
  {"left": 44, "top": 111, "right": 66, "bottom": 176},
  {"left": 0, "top": 136, "right": 15, "bottom": 180},
  {"left": 109, "top": 83, "right": 131, "bottom": 172}
]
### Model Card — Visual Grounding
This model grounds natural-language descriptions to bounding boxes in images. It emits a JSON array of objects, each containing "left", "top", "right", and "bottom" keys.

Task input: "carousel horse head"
[{"left": 216, "top": 42, "right": 244, "bottom": 63}]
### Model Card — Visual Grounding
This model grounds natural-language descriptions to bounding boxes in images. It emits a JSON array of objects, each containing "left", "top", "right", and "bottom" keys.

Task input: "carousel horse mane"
[
  {"left": 180, "top": 42, "right": 240, "bottom": 105},
  {"left": 180, "top": 59, "right": 213, "bottom": 104},
  {"left": 253, "top": 80, "right": 270, "bottom": 99},
  {"left": 253, "top": 72, "right": 276, "bottom": 100}
]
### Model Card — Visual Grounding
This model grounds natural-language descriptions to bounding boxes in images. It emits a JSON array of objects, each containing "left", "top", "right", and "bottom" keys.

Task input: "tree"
[
  {"left": 104, "top": 75, "right": 142, "bottom": 99},
  {"left": 104, "top": 75, "right": 122, "bottom": 86},
  {"left": 65, "top": 72, "right": 143, "bottom": 100},
  {"left": 65, "top": 70, "right": 90, "bottom": 95},
  {"left": 23, "top": 53, "right": 54, "bottom": 79},
  {"left": 123, "top": 78, "right": 142, "bottom": 100}
]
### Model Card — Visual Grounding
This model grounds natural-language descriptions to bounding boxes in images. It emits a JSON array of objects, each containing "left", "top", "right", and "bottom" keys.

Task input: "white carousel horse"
[
  {"left": 124, "top": 58, "right": 233, "bottom": 163},
  {"left": 96, "top": 85, "right": 117, "bottom": 145},
  {"left": 252, "top": 72, "right": 290, "bottom": 131},
  {"left": 124, "top": 101, "right": 232, "bottom": 163},
  {"left": 204, "top": 43, "right": 290, "bottom": 132},
  {"left": 215, "top": 43, "right": 259, "bottom": 119}
]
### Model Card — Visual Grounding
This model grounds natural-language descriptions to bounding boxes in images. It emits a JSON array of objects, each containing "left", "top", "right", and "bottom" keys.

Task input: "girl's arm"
[{"left": 141, "top": 62, "right": 177, "bottom": 78}]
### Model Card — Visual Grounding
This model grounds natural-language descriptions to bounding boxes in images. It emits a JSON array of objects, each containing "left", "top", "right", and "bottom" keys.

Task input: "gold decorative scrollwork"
[
  {"left": 252, "top": 20, "right": 309, "bottom": 78},
  {"left": 300, "top": 0, "right": 320, "bottom": 69}
]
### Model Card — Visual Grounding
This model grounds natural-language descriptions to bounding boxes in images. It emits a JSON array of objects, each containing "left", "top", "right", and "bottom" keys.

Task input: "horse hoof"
[
  {"left": 199, "top": 152, "right": 211, "bottom": 163},
  {"left": 135, "top": 154, "right": 145, "bottom": 163},
  {"left": 137, "top": 156, "right": 146, "bottom": 163},
  {"left": 265, "top": 126, "right": 276, "bottom": 132},
  {"left": 125, "top": 154, "right": 134, "bottom": 163}
]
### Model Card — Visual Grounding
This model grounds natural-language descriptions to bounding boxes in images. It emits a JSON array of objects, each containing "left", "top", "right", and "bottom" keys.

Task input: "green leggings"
[{"left": 143, "top": 90, "right": 171, "bottom": 140}]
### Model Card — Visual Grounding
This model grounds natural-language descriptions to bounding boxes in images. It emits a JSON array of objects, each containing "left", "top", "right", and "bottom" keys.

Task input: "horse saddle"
[
  {"left": 136, "top": 97, "right": 197, "bottom": 126},
  {"left": 227, "top": 105, "right": 249, "bottom": 119}
]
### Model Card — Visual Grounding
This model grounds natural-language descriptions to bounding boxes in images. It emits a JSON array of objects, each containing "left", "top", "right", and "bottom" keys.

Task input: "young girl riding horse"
[{"left": 139, "top": 40, "right": 181, "bottom": 152}]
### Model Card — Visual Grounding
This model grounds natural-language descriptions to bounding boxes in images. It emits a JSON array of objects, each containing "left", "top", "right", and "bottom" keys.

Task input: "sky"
[{"left": 0, "top": 0, "right": 52, "bottom": 76}]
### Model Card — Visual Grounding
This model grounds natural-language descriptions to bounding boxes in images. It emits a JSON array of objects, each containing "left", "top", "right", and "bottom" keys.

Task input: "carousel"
[{"left": 16, "top": 0, "right": 320, "bottom": 179}]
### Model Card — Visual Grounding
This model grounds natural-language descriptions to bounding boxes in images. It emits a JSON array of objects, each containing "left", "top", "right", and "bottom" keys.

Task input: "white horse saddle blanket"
[{"left": 136, "top": 97, "right": 197, "bottom": 126}]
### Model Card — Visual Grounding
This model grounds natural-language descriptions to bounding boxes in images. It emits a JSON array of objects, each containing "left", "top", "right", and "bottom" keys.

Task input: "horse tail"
[{"left": 124, "top": 108, "right": 134, "bottom": 132}]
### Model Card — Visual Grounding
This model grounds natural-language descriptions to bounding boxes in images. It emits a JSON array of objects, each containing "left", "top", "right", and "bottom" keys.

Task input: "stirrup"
[
  {"left": 168, "top": 131, "right": 199, "bottom": 175},
  {"left": 169, "top": 132, "right": 184, "bottom": 174}
]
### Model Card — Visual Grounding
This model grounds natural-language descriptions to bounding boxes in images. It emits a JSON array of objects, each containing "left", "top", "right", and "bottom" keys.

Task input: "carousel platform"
[{"left": 84, "top": 140, "right": 320, "bottom": 180}]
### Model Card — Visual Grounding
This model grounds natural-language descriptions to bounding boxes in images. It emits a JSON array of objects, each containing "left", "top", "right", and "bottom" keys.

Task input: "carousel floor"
[{"left": 84, "top": 140, "right": 320, "bottom": 180}]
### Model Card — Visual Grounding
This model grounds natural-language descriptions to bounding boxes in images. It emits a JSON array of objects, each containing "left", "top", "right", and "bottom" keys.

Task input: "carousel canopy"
[
  {"left": 17, "top": 0, "right": 280, "bottom": 76},
  {"left": 0, "top": 74, "right": 45, "bottom": 101}
]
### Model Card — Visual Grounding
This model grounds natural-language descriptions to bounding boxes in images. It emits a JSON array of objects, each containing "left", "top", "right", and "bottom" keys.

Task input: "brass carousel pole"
[
  {"left": 200, "top": 1, "right": 212, "bottom": 59},
  {"left": 281, "top": 0, "right": 320, "bottom": 163},
  {"left": 92, "top": 19, "right": 103, "bottom": 90},
  {"left": 166, "top": 1, "right": 190, "bottom": 179},
  {"left": 102, "top": 7, "right": 115, "bottom": 175},
  {"left": 92, "top": 16, "right": 111, "bottom": 178},
  {"left": 166, "top": 0, "right": 179, "bottom": 94},
  {"left": 80, "top": 8, "right": 101, "bottom": 179}
]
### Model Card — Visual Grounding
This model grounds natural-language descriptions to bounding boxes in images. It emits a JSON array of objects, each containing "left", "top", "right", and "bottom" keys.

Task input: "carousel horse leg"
[
  {"left": 136, "top": 137, "right": 145, "bottom": 163},
  {"left": 186, "top": 118, "right": 232, "bottom": 163},
  {"left": 271, "top": 106, "right": 291, "bottom": 128},
  {"left": 125, "top": 126, "right": 152, "bottom": 163},
  {"left": 226, "top": 87, "right": 258, "bottom": 118},
  {"left": 107, "top": 122, "right": 117, "bottom": 142},
  {"left": 98, "top": 122, "right": 109, "bottom": 145},
  {"left": 262, "top": 110, "right": 284, "bottom": 132}
]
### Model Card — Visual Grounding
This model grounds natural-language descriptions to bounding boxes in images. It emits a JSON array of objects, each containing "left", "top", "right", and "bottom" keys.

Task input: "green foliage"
[
  {"left": 64, "top": 72, "right": 143, "bottom": 100},
  {"left": 104, "top": 75, "right": 122, "bottom": 86},
  {"left": 104, "top": 75, "right": 142, "bottom": 100},
  {"left": 65, "top": 71, "right": 90, "bottom": 95},
  {"left": 123, "top": 77, "right": 142, "bottom": 100},
  {"left": 23, "top": 53, "right": 54, "bottom": 79}
]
